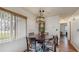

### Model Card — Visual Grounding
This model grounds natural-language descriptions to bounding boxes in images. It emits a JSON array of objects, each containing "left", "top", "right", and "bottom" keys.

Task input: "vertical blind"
[{"left": 0, "top": 9, "right": 27, "bottom": 40}]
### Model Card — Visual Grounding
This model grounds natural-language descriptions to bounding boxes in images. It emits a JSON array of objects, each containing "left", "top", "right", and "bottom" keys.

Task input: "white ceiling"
[{"left": 23, "top": 7, "right": 79, "bottom": 19}]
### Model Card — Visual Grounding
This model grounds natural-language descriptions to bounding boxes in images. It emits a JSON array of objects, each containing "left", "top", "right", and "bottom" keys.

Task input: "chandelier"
[{"left": 36, "top": 10, "right": 45, "bottom": 22}]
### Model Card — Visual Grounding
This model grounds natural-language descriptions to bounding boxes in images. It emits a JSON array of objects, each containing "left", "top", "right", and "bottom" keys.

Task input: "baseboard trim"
[{"left": 69, "top": 40, "right": 78, "bottom": 52}]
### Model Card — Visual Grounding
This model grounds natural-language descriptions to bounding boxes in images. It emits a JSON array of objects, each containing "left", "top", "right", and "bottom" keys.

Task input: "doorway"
[
  {"left": 60, "top": 23, "right": 68, "bottom": 38},
  {"left": 60, "top": 23, "right": 69, "bottom": 51}
]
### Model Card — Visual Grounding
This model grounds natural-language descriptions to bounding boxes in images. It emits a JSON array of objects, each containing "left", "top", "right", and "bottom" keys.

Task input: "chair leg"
[{"left": 54, "top": 44, "right": 56, "bottom": 52}]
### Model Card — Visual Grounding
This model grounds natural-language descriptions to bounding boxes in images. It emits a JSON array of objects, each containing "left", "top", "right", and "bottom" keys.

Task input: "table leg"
[
  {"left": 35, "top": 40, "right": 36, "bottom": 52},
  {"left": 27, "top": 38, "right": 29, "bottom": 52},
  {"left": 42, "top": 40, "right": 45, "bottom": 52}
]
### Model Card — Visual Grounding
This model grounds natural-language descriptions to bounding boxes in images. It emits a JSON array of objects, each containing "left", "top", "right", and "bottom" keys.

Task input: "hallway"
[{"left": 59, "top": 36, "right": 77, "bottom": 52}]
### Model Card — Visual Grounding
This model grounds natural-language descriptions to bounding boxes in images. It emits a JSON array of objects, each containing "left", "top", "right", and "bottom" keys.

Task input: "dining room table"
[{"left": 27, "top": 33, "right": 58, "bottom": 52}]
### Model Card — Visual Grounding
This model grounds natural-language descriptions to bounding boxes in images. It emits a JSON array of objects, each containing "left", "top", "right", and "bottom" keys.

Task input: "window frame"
[{"left": 0, "top": 8, "right": 27, "bottom": 42}]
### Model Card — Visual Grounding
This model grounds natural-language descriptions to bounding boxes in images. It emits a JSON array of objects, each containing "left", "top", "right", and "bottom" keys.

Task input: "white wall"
[
  {"left": 70, "top": 17, "right": 79, "bottom": 51},
  {"left": 0, "top": 38, "right": 27, "bottom": 52},
  {"left": 59, "top": 19, "right": 67, "bottom": 23},
  {"left": 45, "top": 16, "right": 60, "bottom": 40},
  {"left": 27, "top": 16, "right": 38, "bottom": 36},
  {"left": 67, "top": 9, "right": 79, "bottom": 51}
]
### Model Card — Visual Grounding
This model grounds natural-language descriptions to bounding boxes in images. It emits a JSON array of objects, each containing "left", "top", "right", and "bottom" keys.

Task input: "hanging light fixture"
[{"left": 36, "top": 9, "right": 45, "bottom": 22}]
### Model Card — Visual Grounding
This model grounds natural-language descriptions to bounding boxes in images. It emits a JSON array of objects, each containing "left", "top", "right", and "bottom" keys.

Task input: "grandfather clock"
[{"left": 39, "top": 20, "right": 45, "bottom": 33}]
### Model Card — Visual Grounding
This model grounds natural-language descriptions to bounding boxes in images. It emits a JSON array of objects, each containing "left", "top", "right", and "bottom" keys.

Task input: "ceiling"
[{"left": 23, "top": 7, "right": 79, "bottom": 19}]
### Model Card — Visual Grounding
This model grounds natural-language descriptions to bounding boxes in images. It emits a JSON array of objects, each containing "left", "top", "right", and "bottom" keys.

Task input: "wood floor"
[{"left": 58, "top": 36, "right": 77, "bottom": 52}]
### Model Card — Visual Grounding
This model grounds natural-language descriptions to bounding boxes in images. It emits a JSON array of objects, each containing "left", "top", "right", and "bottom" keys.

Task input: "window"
[
  {"left": 0, "top": 10, "right": 16, "bottom": 40},
  {"left": 0, "top": 9, "right": 27, "bottom": 41}
]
